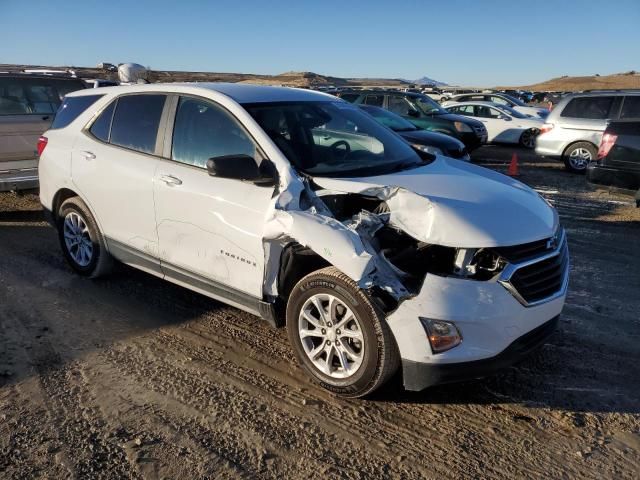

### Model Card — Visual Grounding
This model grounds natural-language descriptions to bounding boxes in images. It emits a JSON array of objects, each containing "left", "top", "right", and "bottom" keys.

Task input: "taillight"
[
  {"left": 540, "top": 123, "right": 554, "bottom": 135},
  {"left": 37, "top": 136, "right": 48, "bottom": 156},
  {"left": 597, "top": 133, "right": 617, "bottom": 160}
]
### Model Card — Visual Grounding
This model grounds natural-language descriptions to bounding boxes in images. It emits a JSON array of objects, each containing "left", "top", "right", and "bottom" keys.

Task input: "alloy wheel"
[
  {"left": 568, "top": 147, "right": 592, "bottom": 170},
  {"left": 298, "top": 293, "right": 365, "bottom": 379},
  {"left": 63, "top": 212, "right": 94, "bottom": 267}
]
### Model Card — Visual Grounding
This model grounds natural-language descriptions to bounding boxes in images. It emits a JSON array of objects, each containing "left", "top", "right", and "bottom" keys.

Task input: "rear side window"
[
  {"left": 560, "top": 96, "right": 614, "bottom": 119},
  {"left": 620, "top": 96, "right": 640, "bottom": 119},
  {"left": 51, "top": 95, "right": 103, "bottom": 129},
  {"left": 89, "top": 101, "right": 116, "bottom": 142},
  {"left": 364, "top": 95, "right": 384, "bottom": 106},
  {"left": 110, "top": 95, "right": 166, "bottom": 154}
]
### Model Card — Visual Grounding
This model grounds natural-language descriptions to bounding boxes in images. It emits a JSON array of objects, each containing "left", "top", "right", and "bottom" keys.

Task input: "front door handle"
[
  {"left": 80, "top": 151, "right": 96, "bottom": 160},
  {"left": 159, "top": 174, "right": 183, "bottom": 186}
]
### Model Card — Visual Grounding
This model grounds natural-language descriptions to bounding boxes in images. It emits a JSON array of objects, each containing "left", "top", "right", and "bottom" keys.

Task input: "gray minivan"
[
  {"left": 535, "top": 90, "right": 640, "bottom": 173},
  {"left": 0, "top": 73, "right": 86, "bottom": 191}
]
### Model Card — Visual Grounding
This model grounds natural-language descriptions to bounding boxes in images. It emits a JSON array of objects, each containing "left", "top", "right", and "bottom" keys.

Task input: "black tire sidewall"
[
  {"left": 286, "top": 273, "right": 382, "bottom": 395},
  {"left": 57, "top": 200, "right": 102, "bottom": 276}
]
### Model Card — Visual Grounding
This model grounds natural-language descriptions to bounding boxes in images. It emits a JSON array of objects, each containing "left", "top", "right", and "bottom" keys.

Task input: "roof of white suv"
[{"left": 65, "top": 82, "right": 335, "bottom": 104}]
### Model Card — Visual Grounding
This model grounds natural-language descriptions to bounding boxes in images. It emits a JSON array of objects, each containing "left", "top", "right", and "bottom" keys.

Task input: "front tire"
[
  {"left": 563, "top": 142, "right": 596, "bottom": 173},
  {"left": 286, "top": 267, "right": 399, "bottom": 398},
  {"left": 57, "top": 197, "right": 112, "bottom": 278}
]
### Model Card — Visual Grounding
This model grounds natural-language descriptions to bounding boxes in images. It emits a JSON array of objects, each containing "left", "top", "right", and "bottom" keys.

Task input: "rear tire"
[
  {"left": 563, "top": 142, "right": 596, "bottom": 173},
  {"left": 57, "top": 197, "right": 112, "bottom": 278},
  {"left": 519, "top": 128, "right": 538, "bottom": 149},
  {"left": 286, "top": 267, "right": 399, "bottom": 398}
]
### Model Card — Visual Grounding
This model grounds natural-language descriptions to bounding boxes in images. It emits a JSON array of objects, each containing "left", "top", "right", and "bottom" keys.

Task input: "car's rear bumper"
[
  {"left": 587, "top": 164, "right": 640, "bottom": 193},
  {"left": 402, "top": 316, "right": 559, "bottom": 390},
  {"left": 0, "top": 169, "right": 39, "bottom": 192}
]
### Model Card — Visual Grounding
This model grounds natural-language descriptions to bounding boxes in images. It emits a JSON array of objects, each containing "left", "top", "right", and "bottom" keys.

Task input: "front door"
[{"left": 154, "top": 96, "right": 275, "bottom": 298}]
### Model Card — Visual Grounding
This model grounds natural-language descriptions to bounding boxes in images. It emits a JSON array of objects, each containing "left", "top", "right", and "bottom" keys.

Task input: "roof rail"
[{"left": 582, "top": 88, "right": 640, "bottom": 93}]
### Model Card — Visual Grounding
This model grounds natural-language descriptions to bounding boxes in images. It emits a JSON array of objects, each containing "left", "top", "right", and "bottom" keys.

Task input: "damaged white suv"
[{"left": 39, "top": 84, "right": 569, "bottom": 397}]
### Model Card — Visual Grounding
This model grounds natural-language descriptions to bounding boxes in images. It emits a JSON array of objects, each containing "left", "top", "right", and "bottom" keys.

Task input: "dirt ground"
[{"left": 1, "top": 147, "right": 639, "bottom": 479}]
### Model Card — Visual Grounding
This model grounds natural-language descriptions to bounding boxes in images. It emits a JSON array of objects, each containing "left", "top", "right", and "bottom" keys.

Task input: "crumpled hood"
[{"left": 312, "top": 157, "right": 558, "bottom": 248}]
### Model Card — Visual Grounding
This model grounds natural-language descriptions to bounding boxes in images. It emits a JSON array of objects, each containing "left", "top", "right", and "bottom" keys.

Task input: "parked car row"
[{"left": 334, "top": 89, "right": 488, "bottom": 152}]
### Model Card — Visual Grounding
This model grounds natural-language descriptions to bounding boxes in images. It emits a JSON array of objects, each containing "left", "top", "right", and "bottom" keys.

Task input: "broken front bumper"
[{"left": 386, "top": 272, "right": 566, "bottom": 391}]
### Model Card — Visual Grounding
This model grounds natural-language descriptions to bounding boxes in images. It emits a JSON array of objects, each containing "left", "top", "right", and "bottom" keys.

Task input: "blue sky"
[{"left": 1, "top": 0, "right": 638, "bottom": 86}]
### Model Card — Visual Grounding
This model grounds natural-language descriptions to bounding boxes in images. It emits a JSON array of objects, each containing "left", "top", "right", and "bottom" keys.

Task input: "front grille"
[
  {"left": 499, "top": 229, "right": 569, "bottom": 306},
  {"left": 493, "top": 238, "right": 551, "bottom": 263},
  {"left": 472, "top": 125, "right": 487, "bottom": 137},
  {"left": 509, "top": 243, "right": 568, "bottom": 304}
]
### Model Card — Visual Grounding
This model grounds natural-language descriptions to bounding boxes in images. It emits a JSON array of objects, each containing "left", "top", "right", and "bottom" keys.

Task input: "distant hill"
[
  {"left": 501, "top": 71, "right": 640, "bottom": 92},
  {"left": 411, "top": 76, "right": 448, "bottom": 86},
  {"left": 0, "top": 64, "right": 411, "bottom": 88}
]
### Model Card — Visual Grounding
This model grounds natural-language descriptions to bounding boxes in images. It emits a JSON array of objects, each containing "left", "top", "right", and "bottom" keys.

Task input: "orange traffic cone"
[{"left": 507, "top": 153, "right": 520, "bottom": 176}]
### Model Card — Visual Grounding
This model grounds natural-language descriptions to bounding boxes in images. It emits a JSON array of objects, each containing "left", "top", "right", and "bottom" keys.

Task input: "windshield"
[
  {"left": 495, "top": 104, "right": 527, "bottom": 119},
  {"left": 503, "top": 94, "right": 525, "bottom": 106},
  {"left": 245, "top": 101, "right": 425, "bottom": 177},
  {"left": 411, "top": 95, "right": 447, "bottom": 115},
  {"left": 359, "top": 105, "right": 418, "bottom": 132}
]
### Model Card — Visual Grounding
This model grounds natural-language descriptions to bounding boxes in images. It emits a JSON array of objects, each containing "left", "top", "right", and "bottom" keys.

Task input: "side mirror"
[
  {"left": 206, "top": 155, "right": 276, "bottom": 186},
  {"left": 407, "top": 109, "right": 420, "bottom": 118},
  {"left": 500, "top": 115, "right": 511, "bottom": 121}
]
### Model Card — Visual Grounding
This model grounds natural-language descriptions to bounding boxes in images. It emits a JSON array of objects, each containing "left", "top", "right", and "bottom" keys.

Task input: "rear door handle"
[
  {"left": 159, "top": 174, "right": 183, "bottom": 186},
  {"left": 80, "top": 151, "right": 96, "bottom": 160}
]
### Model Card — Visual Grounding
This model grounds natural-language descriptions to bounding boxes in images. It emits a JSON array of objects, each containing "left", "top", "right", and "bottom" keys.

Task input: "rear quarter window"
[
  {"left": 560, "top": 96, "right": 614, "bottom": 119},
  {"left": 50, "top": 95, "right": 103, "bottom": 129}
]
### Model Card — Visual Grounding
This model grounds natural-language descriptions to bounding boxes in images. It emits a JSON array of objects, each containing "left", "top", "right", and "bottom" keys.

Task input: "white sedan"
[
  {"left": 442, "top": 93, "right": 549, "bottom": 119},
  {"left": 444, "top": 102, "right": 544, "bottom": 148}
]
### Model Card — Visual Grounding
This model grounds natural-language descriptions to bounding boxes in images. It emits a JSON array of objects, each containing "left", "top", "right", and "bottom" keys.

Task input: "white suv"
[{"left": 39, "top": 83, "right": 569, "bottom": 397}]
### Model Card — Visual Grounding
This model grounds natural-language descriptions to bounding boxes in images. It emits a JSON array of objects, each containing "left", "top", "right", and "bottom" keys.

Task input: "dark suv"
[{"left": 336, "top": 90, "right": 487, "bottom": 151}]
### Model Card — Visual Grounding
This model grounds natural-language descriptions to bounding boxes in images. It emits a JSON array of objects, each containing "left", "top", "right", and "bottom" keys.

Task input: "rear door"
[
  {"left": 71, "top": 93, "right": 167, "bottom": 274},
  {"left": 558, "top": 96, "right": 615, "bottom": 145}
]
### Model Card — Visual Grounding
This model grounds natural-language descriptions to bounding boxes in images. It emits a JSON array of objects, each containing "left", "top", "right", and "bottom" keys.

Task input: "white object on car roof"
[{"left": 117, "top": 63, "right": 149, "bottom": 84}]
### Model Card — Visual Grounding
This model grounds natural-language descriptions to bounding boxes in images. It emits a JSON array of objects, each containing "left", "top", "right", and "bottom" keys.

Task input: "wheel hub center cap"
[{"left": 327, "top": 329, "right": 337, "bottom": 342}]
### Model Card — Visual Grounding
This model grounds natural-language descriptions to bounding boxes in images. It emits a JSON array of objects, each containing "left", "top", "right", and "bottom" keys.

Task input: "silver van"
[
  {"left": 535, "top": 90, "right": 640, "bottom": 173},
  {"left": 0, "top": 73, "right": 86, "bottom": 191}
]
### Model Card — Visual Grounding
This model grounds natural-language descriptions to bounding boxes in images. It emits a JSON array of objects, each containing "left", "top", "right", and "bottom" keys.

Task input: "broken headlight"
[{"left": 452, "top": 248, "right": 505, "bottom": 280}]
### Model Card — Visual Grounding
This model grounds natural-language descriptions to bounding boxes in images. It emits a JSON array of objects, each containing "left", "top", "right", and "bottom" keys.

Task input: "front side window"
[
  {"left": 620, "top": 96, "right": 640, "bottom": 119},
  {"left": 561, "top": 96, "right": 614, "bottom": 119},
  {"left": 388, "top": 96, "right": 413, "bottom": 115},
  {"left": 246, "top": 101, "right": 425, "bottom": 177},
  {"left": 51, "top": 95, "right": 103, "bottom": 129},
  {"left": 171, "top": 97, "right": 257, "bottom": 168},
  {"left": 411, "top": 95, "right": 446, "bottom": 115},
  {"left": 359, "top": 105, "right": 417, "bottom": 131},
  {"left": 110, "top": 94, "right": 166, "bottom": 154}
]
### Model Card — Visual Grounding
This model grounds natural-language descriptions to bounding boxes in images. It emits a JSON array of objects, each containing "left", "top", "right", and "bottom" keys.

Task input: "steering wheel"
[{"left": 330, "top": 140, "right": 351, "bottom": 160}]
